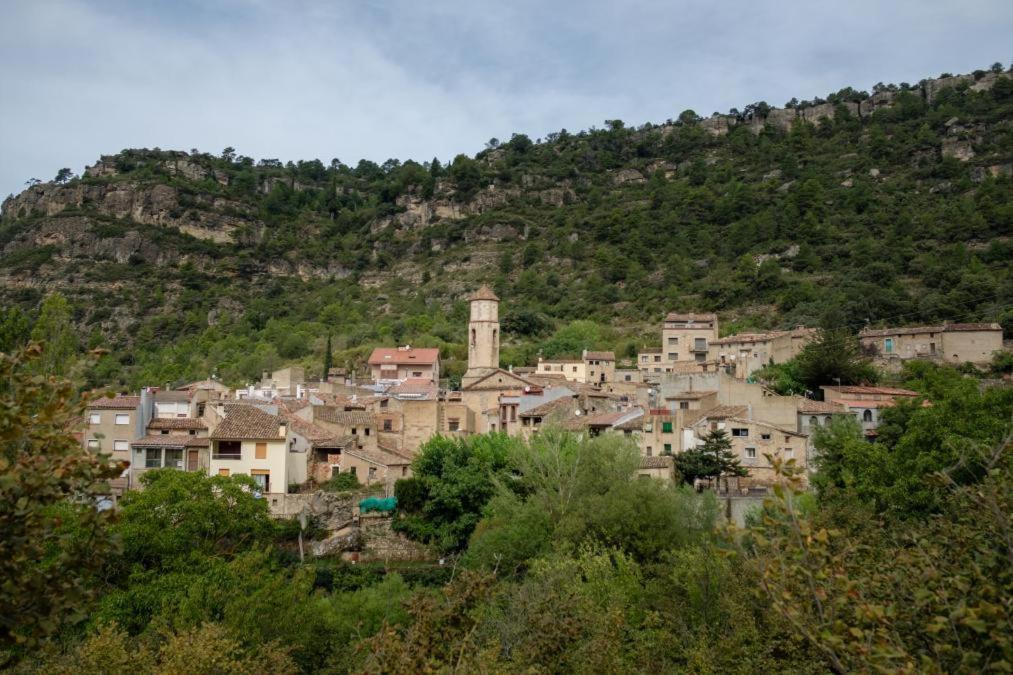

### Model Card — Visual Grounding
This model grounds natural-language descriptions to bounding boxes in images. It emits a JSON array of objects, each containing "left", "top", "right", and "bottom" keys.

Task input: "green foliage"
[
  {"left": 673, "top": 428, "right": 748, "bottom": 483},
  {"left": 27, "top": 293, "right": 78, "bottom": 377},
  {"left": 796, "top": 327, "right": 878, "bottom": 393},
  {"left": 812, "top": 362, "right": 1012, "bottom": 516},
  {"left": 324, "top": 470, "right": 360, "bottom": 492},
  {"left": 114, "top": 469, "right": 274, "bottom": 568},
  {"left": 0, "top": 345, "right": 120, "bottom": 652},
  {"left": 393, "top": 433, "right": 522, "bottom": 553}
]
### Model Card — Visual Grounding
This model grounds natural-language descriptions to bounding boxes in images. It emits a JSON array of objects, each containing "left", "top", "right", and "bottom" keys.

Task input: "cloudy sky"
[{"left": 1, "top": 0, "right": 1011, "bottom": 198}]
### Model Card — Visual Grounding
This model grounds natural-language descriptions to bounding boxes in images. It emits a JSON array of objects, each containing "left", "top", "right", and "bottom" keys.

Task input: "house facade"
[
  {"left": 860, "top": 323, "right": 1002, "bottom": 366},
  {"left": 368, "top": 347, "right": 441, "bottom": 384},
  {"left": 208, "top": 404, "right": 291, "bottom": 497},
  {"left": 708, "top": 327, "right": 815, "bottom": 379}
]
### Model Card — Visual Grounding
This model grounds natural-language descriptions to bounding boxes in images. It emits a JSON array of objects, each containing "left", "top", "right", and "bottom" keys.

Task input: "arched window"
[
  {"left": 809, "top": 416, "right": 818, "bottom": 427},
  {"left": 862, "top": 409, "right": 873, "bottom": 422}
]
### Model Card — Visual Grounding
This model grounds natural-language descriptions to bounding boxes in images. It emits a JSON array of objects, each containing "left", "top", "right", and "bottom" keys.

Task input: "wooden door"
[{"left": 187, "top": 450, "right": 198, "bottom": 472}]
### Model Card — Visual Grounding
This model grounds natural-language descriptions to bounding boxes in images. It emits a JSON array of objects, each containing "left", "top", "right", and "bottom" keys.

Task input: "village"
[{"left": 83, "top": 286, "right": 1005, "bottom": 517}]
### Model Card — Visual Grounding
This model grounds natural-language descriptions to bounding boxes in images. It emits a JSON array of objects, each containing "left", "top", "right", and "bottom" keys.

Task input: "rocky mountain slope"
[{"left": 2, "top": 65, "right": 1011, "bottom": 386}]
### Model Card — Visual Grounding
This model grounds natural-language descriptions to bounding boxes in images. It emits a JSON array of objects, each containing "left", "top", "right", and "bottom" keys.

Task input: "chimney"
[
  {"left": 582, "top": 348, "right": 588, "bottom": 359},
  {"left": 279, "top": 422, "right": 287, "bottom": 437}
]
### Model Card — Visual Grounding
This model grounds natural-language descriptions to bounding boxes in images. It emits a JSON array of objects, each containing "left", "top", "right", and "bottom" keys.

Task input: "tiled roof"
[
  {"left": 539, "top": 358, "right": 583, "bottom": 364},
  {"left": 584, "top": 351, "right": 616, "bottom": 361},
  {"left": 666, "top": 390, "right": 717, "bottom": 400},
  {"left": 861, "top": 323, "right": 1000, "bottom": 338},
  {"left": 346, "top": 445, "right": 413, "bottom": 467},
  {"left": 833, "top": 399, "right": 931, "bottom": 409},
  {"left": 615, "top": 409, "right": 646, "bottom": 431},
  {"left": 722, "top": 417, "right": 806, "bottom": 437},
  {"left": 131, "top": 434, "right": 209, "bottom": 448},
  {"left": 664, "top": 312, "right": 717, "bottom": 323},
  {"left": 468, "top": 285, "right": 500, "bottom": 302},
  {"left": 285, "top": 414, "right": 336, "bottom": 443},
  {"left": 154, "top": 390, "right": 190, "bottom": 402},
  {"left": 88, "top": 395, "right": 140, "bottom": 409},
  {"left": 520, "top": 396, "right": 576, "bottom": 418},
  {"left": 638, "top": 347, "right": 663, "bottom": 353},
  {"left": 388, "top": 378, "right": 437, "bottom": 399},
  {"left": 823, "top": 386, "right": 919, "bottom": 397},
  {"left": 148, "top": 418, "right": 207, "bottom": 430},
  {"left": 580, "top": 411, "right": 630, "bottom": 427},
  {"left": 210, "top": 404, "right": 285, "bottom": 440},
  {"left": 685, "top": 405, "right": 749, "bottom": 425},
  {"left": 314, "top": 407, "right": 375, "bottom": 427},
  {"left": 797, "top": 399, "right": 848, "bottom": 414},
  {"left": 640, "top": 455, "right": 674, "bottom": 470},
  {"left": 368, "top": 347, "right": 440, "bottom": 366}
]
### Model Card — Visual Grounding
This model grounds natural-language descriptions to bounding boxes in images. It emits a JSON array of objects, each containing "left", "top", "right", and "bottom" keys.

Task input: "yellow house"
[{"left": 208, "top": 404, "right": 290, "bottom": 496}]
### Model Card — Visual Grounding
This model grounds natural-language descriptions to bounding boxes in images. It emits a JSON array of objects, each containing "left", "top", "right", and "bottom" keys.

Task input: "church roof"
[{"left": 468, "top": 285, "right": 500, "bottom": 302}]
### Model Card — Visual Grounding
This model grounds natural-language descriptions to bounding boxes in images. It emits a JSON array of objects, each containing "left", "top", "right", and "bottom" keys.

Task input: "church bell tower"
[{"left": 467, "top": 285, "right": 500, "bottom": 373}]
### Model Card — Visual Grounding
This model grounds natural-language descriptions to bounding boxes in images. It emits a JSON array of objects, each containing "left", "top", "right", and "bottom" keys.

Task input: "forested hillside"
[{"left": 1, "top": 65, "right": 1011, "bottom": 387}]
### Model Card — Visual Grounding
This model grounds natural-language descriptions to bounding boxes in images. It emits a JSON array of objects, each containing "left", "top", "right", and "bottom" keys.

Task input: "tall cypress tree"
[{"left": 322, "top": 333, "right": 333, "bottom": 381}]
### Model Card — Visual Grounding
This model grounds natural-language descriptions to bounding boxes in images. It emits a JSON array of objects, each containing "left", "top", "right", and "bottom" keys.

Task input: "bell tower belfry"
[{"left": 467, "top": 285, "right": 500, "bottom": 373}]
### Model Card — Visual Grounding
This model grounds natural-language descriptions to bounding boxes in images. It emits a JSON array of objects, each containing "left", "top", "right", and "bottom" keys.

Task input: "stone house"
[
  {"left": 662, "top": 312, "right": 719, "bottom": 366},
  {"left": 83, "top": 391, "right": 153, "bottom": 497},
  {"left": 687, "top": 413, "right": 809, "bottom": 488},
  {"left": 583, "top": 350, "right": 616, "bottom": 384},
  {"left": 368, "top": 346, "right": 441, "bottom": 384},
  {"left": 536, "top": 358, "right": 587, "bottom": 382},
  {"left": 638, "top": 348, "right": 666, "bottom": 376},
  {"left": 796, "top": 399, "right": 851, "bottom": 435},
  {"left": 820, "top": 385, "right": 925, "bottom": 438},
  {"left": 860, "top": 323, "right": 1003, "bottom": 366},
  {"left": 708, "top": 327, "right": 815, "bottom": 379},
  {"left": 129, "top": 417, "right": 210, "bottom": 488}
]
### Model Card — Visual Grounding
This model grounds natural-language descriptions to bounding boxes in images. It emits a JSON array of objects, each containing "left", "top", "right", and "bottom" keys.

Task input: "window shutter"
[{"left": 255, "top": 442, "right": 267, "bottom": 459}]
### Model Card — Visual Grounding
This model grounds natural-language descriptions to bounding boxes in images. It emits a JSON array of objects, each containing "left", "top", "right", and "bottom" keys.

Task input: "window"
[
  {"left": 784, "top": 448, "right": 794, "bottom": 458},
  {"left": 646, "top": 446, "right": 653, "bottom": 456},
  {"left": 351, "top": 427, "right": 357, "bottom": 435},
  {"left": 663, "top": 443, "right": 672, "bottom": 455},
  {"left": 218, "top": 468, "right": 230, "bottom": 477},
  {"left": 87, "top": 439, "right": 100, "bottom": 450},
  {"left": 679, "top": 401, "right": 689, "bottom": 410},
  {"left": 114, "top": 414, "right": 129, "bottom": 425},
  {"left": 571, "top": 366, "right": 577, "bottom": 372},
  {"left": 412, "top": 371, "right": 422, "bottom": 377},
  {"left": 144, "top": 448, "right": 162, "bottom": 468},
  {"left": 761, "top": 433, "right": 771, "bottom": 440},
  {"left": 364, "top": 427, "right": 371, "bottom": 436},
  {"left": 667, "top": 352, "right": 678, "bottom": 361},
  {"left": 383, "top": 419, "right": 392, "bottom": 432},
  {"left": 884, "top": 338, "right": 893, "bottom": 353},
  {"left": 255, "top": 442, "right": 267, "bottom": 459},
  {"left": 624, "top": 374, "right": 632, "bottom": 381},
  {"left": 214, "top": 440, "right": 242, "bottom": 460},
  {"left": 863, "top": 409, "right": 873, "bottom": 422},
  {"left": 164, "top": 448, "right": 183, "bottom": 469},
  {"left": 662, "top": 421, "right": 673, "bottom": 433},
  {"left": 694, "top": 338, "right": 707, "bottom": 351},
  {"left": 641, "top": 355, "right": 648, "bottom": 363},
  {"left": 380, "top": 399, "right": 388, "bottom": 409},
  {"left": 510, "top": 407, "right": 516, "bottom": 422},
  {"left": 448, "top": 418, "right": 460, "bottom": 432},
  {"left": 667, "top": 337, "right": 678, "bottom": 345},
  {"left": 113, "top": 440, "right": 128, "bottom": 452},
  {"left": 368, "top": 467, "right": 377, "bottom": 480},
  {"left": 251, "top": 470, "right": 269, "bottom": 493},
  {"left": 349, "top": 466, "right": 357, "bottom": 477},
  {"left": 731, "top": 428, "right": 748, "bottom": 437},
  {"left": 745, "top": 447, "right": 756, "bottom": 459},
  {"left": 402, "top": 467, "right": 408, "bottom": 476},
  {"left": 89, "top": 413, "right": 101, "bottom": 424},
  {"left": 809, "top": 416, "right": 818, "bottom": 427},
  {"left": 653, "top": 355, "right": 661, "bottom": 363}
]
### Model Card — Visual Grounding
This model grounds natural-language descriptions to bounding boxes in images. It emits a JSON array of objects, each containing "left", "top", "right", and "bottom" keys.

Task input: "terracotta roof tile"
[
  {"left": 148, "top": 418, "right": 207, "bottom": 430},
  {"left": 88, "top": 395, "right": 140, "bottom": 409},
  {"left": 796, "top": 399, "right": 849, "bottom": 414},
  {"left": 520, "top": 396, "right": 576, "bottom": 418},
  {"left": 368, "top": 347, "right": 440, "bottom": 366},
  {"left": 468, "top": 285, "right": 500, "bottom": 302},
  {"left": 314, "top": 407, "right": 375, "bottom": 427},
  {"left": 640, "top": 455, "right": 674, "bottom": 470},
  {"left": 664, "top": 312, "right": 717, "bottom": 323},
  {"left": 210, "top": 404, "right": 285, "bottom": 440},
  {"left": 584, "top": 351, "right": 616, "bottom": 361}
]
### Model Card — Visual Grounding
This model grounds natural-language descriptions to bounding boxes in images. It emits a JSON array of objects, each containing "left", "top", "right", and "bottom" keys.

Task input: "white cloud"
[{"left": 1, "top": 0, "right": 1010, "bottom": 198}]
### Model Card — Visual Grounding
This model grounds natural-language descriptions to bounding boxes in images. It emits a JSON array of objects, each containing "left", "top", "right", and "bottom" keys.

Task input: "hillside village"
[{"left": 86, "top": 285, "right": 1005, "bottom": 517}]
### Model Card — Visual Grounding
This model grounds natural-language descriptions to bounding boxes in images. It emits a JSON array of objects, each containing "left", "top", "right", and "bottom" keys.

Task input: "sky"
[{"left": 1, "top": 0, "right": 1012, "bottom": 198}]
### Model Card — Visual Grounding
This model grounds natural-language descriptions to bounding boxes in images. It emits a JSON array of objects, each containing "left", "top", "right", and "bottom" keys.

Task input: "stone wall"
[{"left": 357, "top": 513, "right": 432, "bottom": 562}]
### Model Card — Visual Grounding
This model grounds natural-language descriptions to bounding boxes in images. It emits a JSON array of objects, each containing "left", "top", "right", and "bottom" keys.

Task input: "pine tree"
[{"left": 674, "top": 429, "right": 747, "bottom": 484}]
